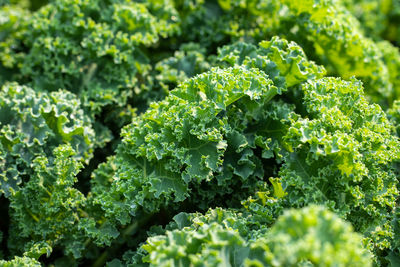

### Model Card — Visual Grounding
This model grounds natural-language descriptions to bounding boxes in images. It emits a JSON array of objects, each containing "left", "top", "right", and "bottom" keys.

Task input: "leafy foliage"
[
  {"left": 0, "top": 83, "right": 95, "bottom": 197},
  {"left": 123, "top": 205, "right": 371, "bottom": 266},
  {"left": 171, "top": 0, "right": 400, "bottom": 107},
  {"left": 281, "top": 77, "right": 400, "bottom": 251},
  {"left": 0, "top": 4, "right": 29, "bottom": 85},
  {"left": 8, "top": 145, "right": 87, "bottom": 258},
  {"left": 4, "top": 0, "right": 180, "bottom": 115},
  {"left": 280, "top": 0, "right": 398, "bottom": 105},
  {"left": 88, "top": 37, "right": 321, "bottom": 233},
  {"left": 155, "top": 42, "right": 211, "bottom": 91},
  {"left": 340, "top": 0, "right": 400, "bottom": 44},
  {"left": 0, "top": 256, "right": 41, "bottom": 267},
  {"left": 0, "top": 0, "right": 400, "bottom": 266}
]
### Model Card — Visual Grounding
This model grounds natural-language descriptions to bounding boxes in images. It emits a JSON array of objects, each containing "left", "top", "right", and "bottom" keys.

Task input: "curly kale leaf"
[
  {"left": 85, "top": 38, "right": 323, "bottom": 249},
  {"left": 8, "top": 145, "right": 89, "bottom": 258},
  {"left": 12, "top": 0, "right": 180, "bottom": 114},
  {"left": 92, "top": 65, "right": 277, "bottom": 225},
  {"left": 172, "top": 0, "right": 400, "bottom": 107},
  {"left": 155, "top": 42, "right": 211, "bottom": 91},
  {"left": 217, "top": 36, "right": 326, "bottom": 88},
  {"left": 282, "top": 0, "right": 399, "bottom": 106},
  {"left": 128, "top": 205, "right": 371, "bottom": 267},
  {"left": 0, "top": 83, "right": 95, "bottom": 197},
  {"left": 281, "top": 77, "right": 400, "bottom": 251},
  {"left": 249, "top": 205, "right": 372, "bottom": 266}
]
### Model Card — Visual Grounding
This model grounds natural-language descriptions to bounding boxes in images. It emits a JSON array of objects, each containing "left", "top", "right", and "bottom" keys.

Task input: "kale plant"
[{"left": 0, "top": 0, "right": 399, "bottom": 266}]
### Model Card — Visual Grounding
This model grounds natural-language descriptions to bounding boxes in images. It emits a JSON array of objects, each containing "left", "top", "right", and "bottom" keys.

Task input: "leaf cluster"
[{"left": 0, "top": 0, "right": 399, "bottom": 266}]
